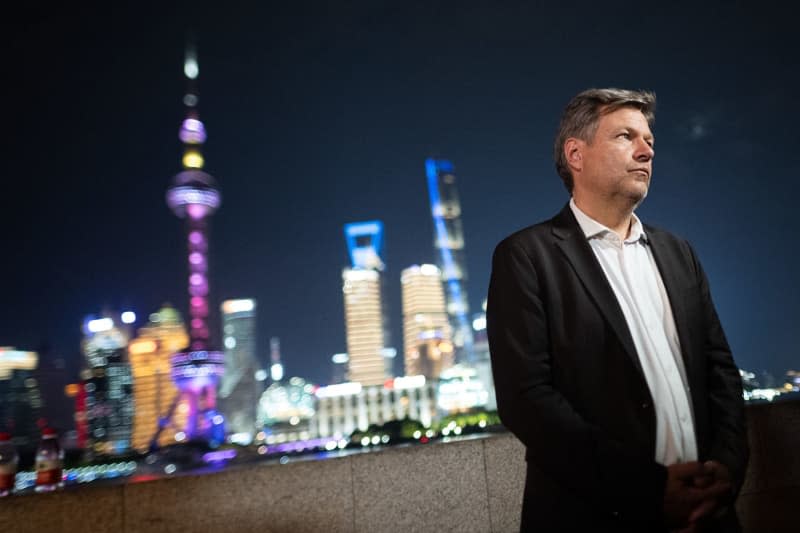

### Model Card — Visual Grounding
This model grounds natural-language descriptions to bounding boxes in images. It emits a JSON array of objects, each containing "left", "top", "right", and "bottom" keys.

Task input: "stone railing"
[{"left": 1, "top": 400, "right": 797, "bottom": 532}]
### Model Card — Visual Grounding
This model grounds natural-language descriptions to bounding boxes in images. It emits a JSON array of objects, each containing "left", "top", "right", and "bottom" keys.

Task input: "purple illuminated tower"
[{"left": 164, "top": 47, "right": 225, "bottom": 444}]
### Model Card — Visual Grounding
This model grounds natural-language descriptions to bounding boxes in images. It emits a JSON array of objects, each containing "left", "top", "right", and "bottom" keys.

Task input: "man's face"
[{"left": 574, "top": 106, "right": 655, "bottom": 205}]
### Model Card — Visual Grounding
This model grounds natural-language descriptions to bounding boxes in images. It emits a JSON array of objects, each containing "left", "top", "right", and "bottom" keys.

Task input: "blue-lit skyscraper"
[
  {"left": 342, "top": 221, "right": 393, "bottom": 386},
  {"left": 425, "top": 158, "right": 474, "bottom": 364},
  {"left": 344, "top": 220, "right": 385, "bottom": 272},
  {"left": 165, "top": 47, "right": 225, "bottom": 444}
]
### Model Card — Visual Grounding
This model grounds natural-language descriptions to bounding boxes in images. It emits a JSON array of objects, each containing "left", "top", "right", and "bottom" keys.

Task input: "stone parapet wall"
[{"left": 1, "top": 401, "right": 797, "bottom": 532}]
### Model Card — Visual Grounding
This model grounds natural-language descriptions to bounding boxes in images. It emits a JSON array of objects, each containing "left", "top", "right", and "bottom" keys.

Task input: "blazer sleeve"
[
  {"left": 487, "top": 238, "right": 667, "bottom": 522},
  {"left": 689, "top": 243, "right": 749, "bottom": 494}
]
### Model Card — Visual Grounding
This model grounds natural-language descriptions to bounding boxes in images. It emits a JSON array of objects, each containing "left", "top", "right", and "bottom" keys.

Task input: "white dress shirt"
[{"left": 569, "top": 199, "right": 698, "bottom": 465}]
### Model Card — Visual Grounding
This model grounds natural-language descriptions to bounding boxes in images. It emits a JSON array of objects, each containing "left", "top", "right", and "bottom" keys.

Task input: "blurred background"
[{"left": 1, "top": 0, "right": 796, "bottom": 478}]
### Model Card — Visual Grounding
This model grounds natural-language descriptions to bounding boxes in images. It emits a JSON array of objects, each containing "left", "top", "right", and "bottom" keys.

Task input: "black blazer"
[{"left": 487, "top": 204, "right": 748, "bottom": 531}]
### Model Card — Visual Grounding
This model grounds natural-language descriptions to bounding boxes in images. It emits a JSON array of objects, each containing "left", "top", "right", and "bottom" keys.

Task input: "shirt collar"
[{"left": 569, "top": 198, "right": 648, "bottom": 244}]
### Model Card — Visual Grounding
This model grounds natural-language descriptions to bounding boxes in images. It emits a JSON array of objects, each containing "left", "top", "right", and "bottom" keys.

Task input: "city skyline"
[{"left": 4, "top": 3, "right": 797, "bottom": 394}]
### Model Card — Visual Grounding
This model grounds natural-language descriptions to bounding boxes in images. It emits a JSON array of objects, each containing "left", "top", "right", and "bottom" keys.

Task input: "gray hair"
[{"left": 554, "top": 88, "right": 656, "bottom": 193}]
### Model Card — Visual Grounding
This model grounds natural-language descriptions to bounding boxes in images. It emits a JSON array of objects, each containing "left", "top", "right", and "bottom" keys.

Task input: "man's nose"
[{"left": 634, "top": 139, "right": 654, "bottom": 161}]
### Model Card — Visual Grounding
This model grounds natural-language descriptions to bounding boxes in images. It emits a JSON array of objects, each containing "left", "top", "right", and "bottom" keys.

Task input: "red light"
[
  {"left": 420, "top": 437, "right": 429, "bottom": 443},
  {"left": 130, "top": 474, "right": 160, "bottom": 483}
]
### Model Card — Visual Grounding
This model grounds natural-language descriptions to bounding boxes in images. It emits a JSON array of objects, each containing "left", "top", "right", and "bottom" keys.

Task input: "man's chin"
[{"left": 625, "top": 186, "right": 648, "bottom": 208}]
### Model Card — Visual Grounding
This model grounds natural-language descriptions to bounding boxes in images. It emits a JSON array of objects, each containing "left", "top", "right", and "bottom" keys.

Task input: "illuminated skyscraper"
[
  {"left": 218, "top": 299, "right": 261, "bottom": 438},
  {"left": 269, "top": 337, "right": 284, "bottom": 383},
  {"left": 128, "top": 305, "right": 190, "bottom": 452},
  {"left": 0, "top": 347, "right": 42, "bottom": 450},
  {"left": 425, "top": 158, "right": 474, "bottom": 363},
  {"left": 80, "top": 313, "right": 134, "bottom": 456},
  {"left": 342, "top": 221, "right": 392, "bottom": 386},
  {"left": 400, "top": 264, "right": 453, "bottom": 379},
  {"left": 471, "top": 299, "right": 496, "bottom": 410},
  {"left": 165, "top": 47, "right": 225, "bottom": 443},
  {"left": 343, "top": 269, "right": 386, "bottom": 387},
  {"left": 330, "top": 352, "right": 348, "bottom": 384}
]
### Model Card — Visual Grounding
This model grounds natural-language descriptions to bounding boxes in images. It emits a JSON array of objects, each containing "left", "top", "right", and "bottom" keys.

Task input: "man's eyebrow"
[{"left": 629, "top": 126, "right": 655, "bottom": 143}]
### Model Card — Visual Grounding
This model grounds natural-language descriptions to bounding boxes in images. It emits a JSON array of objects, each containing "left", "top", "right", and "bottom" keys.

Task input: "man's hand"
[
  {"left": 663, "top": 462, "right": 732, "bottom": 530},
  {"left": 687, "top": 461, "right": 733, "bottom": 524}
]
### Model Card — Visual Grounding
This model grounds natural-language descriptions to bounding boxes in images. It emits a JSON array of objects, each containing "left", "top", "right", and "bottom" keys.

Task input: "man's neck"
[{"left": 572, "top": 194, "right": 636, "bottom": 240}]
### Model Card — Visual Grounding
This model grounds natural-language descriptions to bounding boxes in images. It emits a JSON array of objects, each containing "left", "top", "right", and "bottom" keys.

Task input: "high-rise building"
[
  {"left": 80, "top": 313, "right": 135, "bottom": 456},
  {"left": 425, "top": 158, "right": 475, "bottom": 364},
  {"left": 34, "top": 350, "right": 72, "bottom": 437},
  {"left": 218, "top": 299, "right": 261, "bottom": 438},
  {"left": 342, "top": 221, "right": 391, "bottom": 386},
  {"left": 165, "top": 47, "right": 225, "bottom": 443},
  {"left": 0, "top": 347, "right": 42, "bottom": 450},
  {"left": 342, "top": 269, "right": 386, "bottom": 386},
  {"left": 269, "top": 337, "right": 284, "bottom": 383},
  {"left": 128, "top": 305, "right": 190, "bottom": 452},
  {"left": 400, "top": 264, "right": 453, "bottom": 378},
  {"left": 471, "top": 299, "right": 496, "bottom": 410},
  {"left": 330, "top": 352, "right": 348, "bottom": 385}
]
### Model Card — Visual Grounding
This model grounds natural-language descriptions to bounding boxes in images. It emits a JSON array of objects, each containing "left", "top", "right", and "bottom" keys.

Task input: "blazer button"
[{"left": 641, "top": 402, "right": 649, "bottom": 409}]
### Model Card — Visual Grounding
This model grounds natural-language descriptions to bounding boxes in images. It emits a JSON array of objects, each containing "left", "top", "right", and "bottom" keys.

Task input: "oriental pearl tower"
[{"left": 165, "top": 46, "right": 225, "bottom": 444}]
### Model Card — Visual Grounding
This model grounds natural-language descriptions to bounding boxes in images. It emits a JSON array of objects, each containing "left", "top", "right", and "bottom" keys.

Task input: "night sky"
[{"left": 4, "top": 2, "right": 797, "bottom": 390}]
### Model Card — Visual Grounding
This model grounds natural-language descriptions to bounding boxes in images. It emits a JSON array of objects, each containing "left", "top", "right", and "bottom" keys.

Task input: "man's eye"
[{"left": 618, "top": 132, "right": 630, "bottom": 139}]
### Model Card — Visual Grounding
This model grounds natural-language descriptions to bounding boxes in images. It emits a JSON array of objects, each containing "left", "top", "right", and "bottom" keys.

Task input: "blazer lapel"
[
  {"left": 645, "top": 229, "right": 694, "bottom": 372},
  {"left": 551, "top": 205, "right": 646, "bottom": 380}
]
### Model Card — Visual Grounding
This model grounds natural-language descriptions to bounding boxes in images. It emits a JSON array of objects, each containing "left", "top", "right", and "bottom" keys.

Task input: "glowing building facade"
[
  {"left": 400, "top": 264, "right": 453, "bottom": 379},
  {"left": 128, "top": 305, "right": 190, "bottom": 452},
  {"left": 311, "top": 377, "right": 437, "bottom": 439},
  {"left": 81, "top": 314, "right": 134, "bottom": 456},
  {"left": 436, "top": 364, "right": 490, "bottom": 413},
  {"left": 342, "top": 221, "right": 392, "bottom": 386},
  {"left": 0, "top": 347, "right": 42, "bottom": 450},
  {"left": 165, "top": 49, "right": 225, "bottom": 443},
  {"left": 218, "top": 299, "right": 261, "bottom": 437},
  {"left": 257, "top": 377, "right": 316, "bottom": 444},
  {"left": 425, "top": 158, "right": 474, "bottom": 364}
]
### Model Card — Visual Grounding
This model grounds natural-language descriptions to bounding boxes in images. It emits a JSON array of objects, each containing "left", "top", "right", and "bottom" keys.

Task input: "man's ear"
[{"left": 564, "top": 138, "right": 583, "bottom": 173}]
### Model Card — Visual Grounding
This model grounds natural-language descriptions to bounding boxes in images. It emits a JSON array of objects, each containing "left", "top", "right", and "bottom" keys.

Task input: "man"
[{"left": 486, "top": 88, "right": 748, "bottom": 532}]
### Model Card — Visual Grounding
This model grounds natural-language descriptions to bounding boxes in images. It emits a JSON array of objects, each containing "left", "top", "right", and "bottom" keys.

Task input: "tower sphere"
[{"left": 166, "top": 170, "right": 221, "bottom": 219}]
